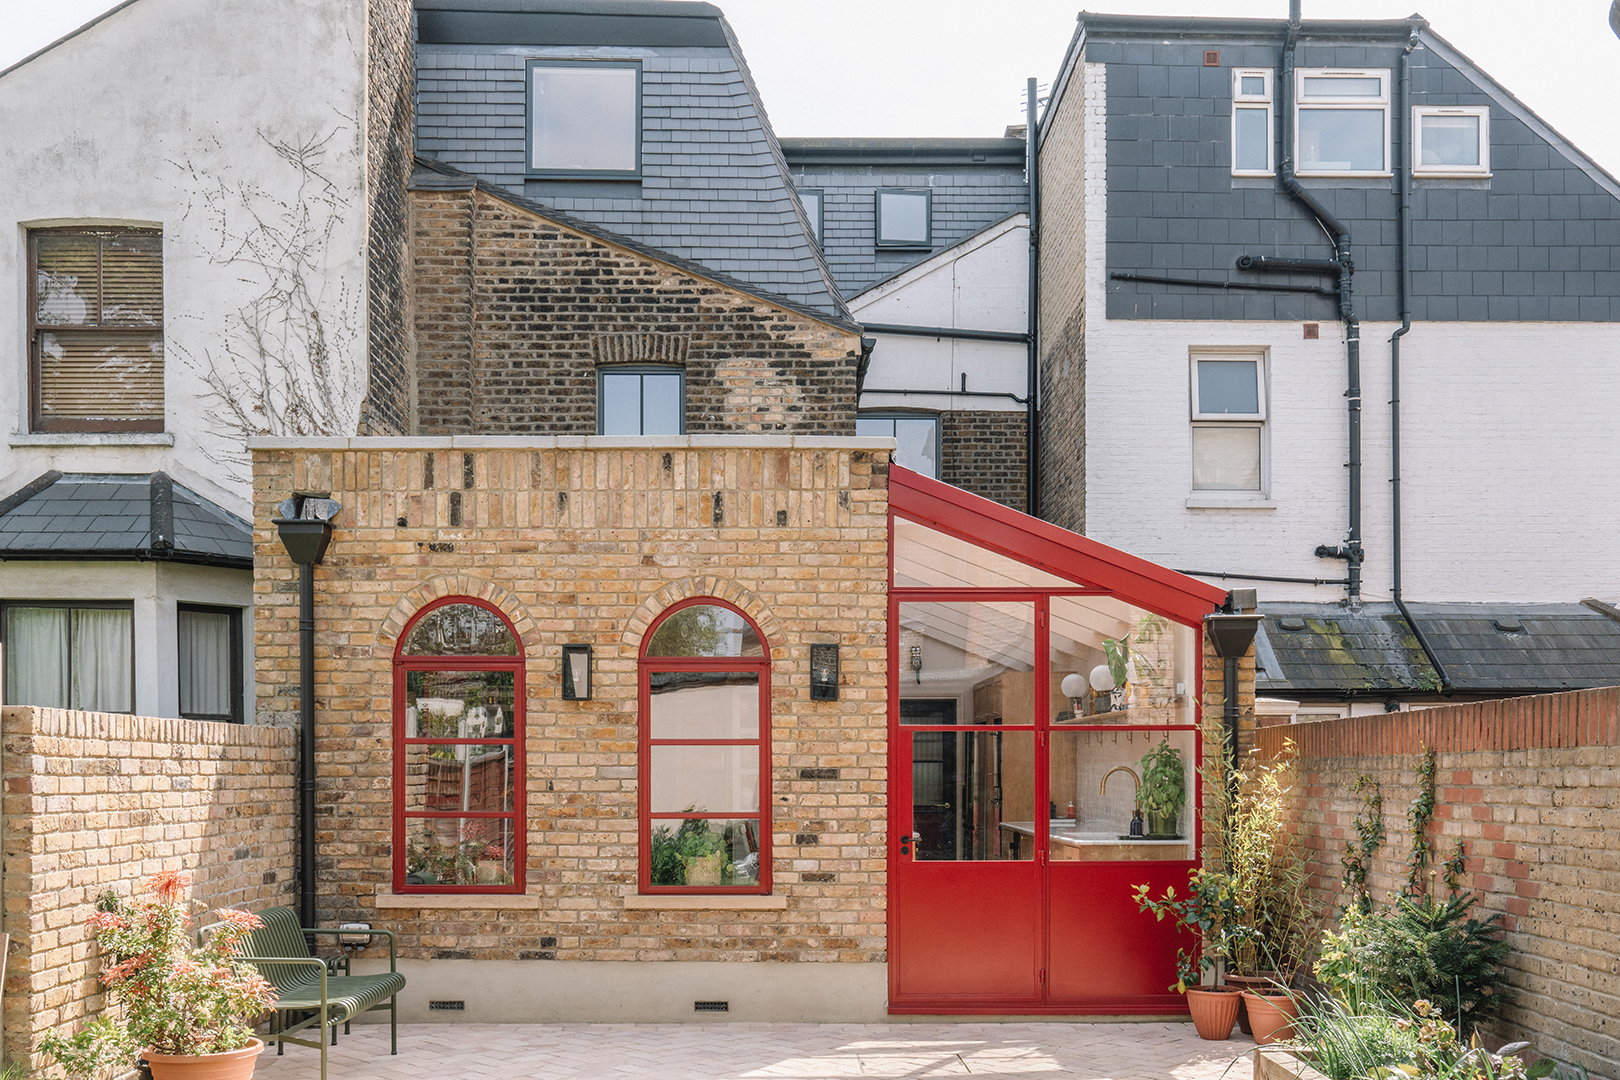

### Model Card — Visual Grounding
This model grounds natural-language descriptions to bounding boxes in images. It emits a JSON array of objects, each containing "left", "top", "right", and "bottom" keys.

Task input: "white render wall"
[
  {"left": 0, "top": 0, "right": 370, "bottom": 518},
  {"left": 852, "top": 215, "right": 1029, "bottom": 413}
]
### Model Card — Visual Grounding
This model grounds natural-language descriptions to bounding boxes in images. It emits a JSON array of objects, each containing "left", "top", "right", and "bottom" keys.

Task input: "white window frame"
[
  {"left": 1189, "top": 352, "right": 1268, "bottom": 496},
  {"left": 1411, "top": 106, "right": 1491, "bottom": 178},
  {"left": 1231, "top": 68, "right": 1274, "bottom": 177},
  {"left": 1295, "top": 68, "right": 1392, "bottom": 177}
]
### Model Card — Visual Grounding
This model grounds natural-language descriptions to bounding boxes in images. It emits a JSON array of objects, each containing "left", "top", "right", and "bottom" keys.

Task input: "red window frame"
[
  {"left": 392, "top": 596, "right": 526, "bottom": 895},
  {"left": 638, "top": 597, "right": 772, "bottom": 895}
]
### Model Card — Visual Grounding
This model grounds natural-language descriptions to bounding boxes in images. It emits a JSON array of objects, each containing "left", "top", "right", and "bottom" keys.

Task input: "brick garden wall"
[
  {"left": 1, "top": 707, "right": 295, "bottom": 1067},
  {"left": 1257, "top": 690, "right": 1620, "bottom": 1080},
  {"left": 410, "top": 188, "right": 862, "bottom": 437},
  {"left": 250, "top": 438, "right": 890, "bottom": 969}
]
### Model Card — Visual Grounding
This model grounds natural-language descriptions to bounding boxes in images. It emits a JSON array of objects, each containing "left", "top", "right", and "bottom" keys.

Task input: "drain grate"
[
  {"left": 693, "top": 1000, "right": 729, "bottom": 1013},
  {"left": 428, "top": 1000, "right": 465, "bottom": 1011}
]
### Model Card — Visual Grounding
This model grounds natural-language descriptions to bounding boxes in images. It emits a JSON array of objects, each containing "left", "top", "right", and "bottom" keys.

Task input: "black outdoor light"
[
  {"left": 561, "top": 644, "right": 593, "bottom": 700},
  {"left": 273, "top": 493, "right": 341, "bottom": 933},
  {"left": 810, "top": 643, "right": 839, "bottom": 701},
  {"left": 909, "top": 644, "right": 923, "bottom": 684}
]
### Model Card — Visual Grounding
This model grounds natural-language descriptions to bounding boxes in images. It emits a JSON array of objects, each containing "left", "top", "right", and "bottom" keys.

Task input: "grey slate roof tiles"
[{"left": 0, "top": 473, "right": 252, "bottom": 568}]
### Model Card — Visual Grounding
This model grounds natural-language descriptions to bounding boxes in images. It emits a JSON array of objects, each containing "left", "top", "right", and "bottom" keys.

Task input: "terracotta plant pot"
[
  {"left": 1224, "top": 972, "right": 1283, "bottom": 1035},
  {"left": 145, "top": 1038, "right": 263, "bottom": 1080},
  {"left": 1185, "top": 985, "right": 1242, "bottom": 1041},
  {"left": 1242, "top": 991, "right": 1301, "bottom": 1046}
]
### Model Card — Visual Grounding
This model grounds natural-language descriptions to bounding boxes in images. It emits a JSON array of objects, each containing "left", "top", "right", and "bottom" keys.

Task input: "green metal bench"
[{"left": 216, "top": 907, "right": 406, "bottom": 1080}]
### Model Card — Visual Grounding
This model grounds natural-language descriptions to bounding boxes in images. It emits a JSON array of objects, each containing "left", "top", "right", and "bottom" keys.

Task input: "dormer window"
[
  {"left": 1295, "top": 69, "right": 1391, "bottom": 176},
  {"left": 875, "top": 188, "right": 931, "bottom": 249},
  {"left": 527, "top": 59, "right": 641, "bottom": 178}
]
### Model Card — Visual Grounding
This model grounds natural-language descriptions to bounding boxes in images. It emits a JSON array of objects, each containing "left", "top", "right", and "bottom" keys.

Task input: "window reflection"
[{"left": 913, "top": 730, "right": 1033, "bottom": 861}]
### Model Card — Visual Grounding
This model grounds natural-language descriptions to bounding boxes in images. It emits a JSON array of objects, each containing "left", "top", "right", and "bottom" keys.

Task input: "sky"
[{"left": 3, "top": 0, "right": 1618, "bottom": 177}]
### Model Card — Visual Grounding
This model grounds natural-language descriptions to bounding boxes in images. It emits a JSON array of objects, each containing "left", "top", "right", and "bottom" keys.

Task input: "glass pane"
[
  {"left": 1193, "top": 426, "right": 1262, "bottom": 490},
  {"left": 1298, "top": 108, "right": 1386, "bottom": 172},
  {"left": 1049, "top": 595, "right": 1196, "bottom": 726},
  {"left": 893, "top": 418, "right": 939, "bottom": 478},
  {"left": 404, "top": 743, "right": 514, "bottom": 813},
  {"left": 1048, "top": 729, "right": 1195, "bottom": 861},
  {"left": 178, "top": 609, "right": 233, "bottom": 717},
  {"left": 641, "top": 373, "right": 682, "bottom": 435},
  {"left": 34, "top": 234, "right": 99, "bottom": 325},
  {"left": 1303, "top": 76, "right": 1382, "bottom": 97},
  {"left": 914, "top": 730, "right": 1034, "bottom": 860},
  {"left": 600, "top": 372, "right": 641, "bottom": 436},
  {"left": 1234, "top": 108, "right": 1270, "bottom": 171},
  {"left": 645, "top": 605, "right": 763, "bottom": 657},
  {"left": 899, "top": 601, "right": 1034, "bottom": 725},
  {"left": 1420, "top": 114, "right": 1481, "bottom": 167},
  {"left": 531, "top": 65, "right": 637, "bottom": 172},
  {"left": 403, "top": 818, "right": 515, "bottom": 886},
  {"left": 893, "top": 517, "right": 1085, "bottom": 589},
  {"left": 404, "top": 670, "right": 517, "bottom": 739},
  {"left": 71, "top": 608, "right": 132, "bottom": 713},
  {"left": 100, "top": 233, "right": 163, "bottom": 326},
  {"left": 38, "top": 331, "right": 164, "bottom": 421},
  {"left": 650, "top": 745, "right": 759, "bottom": 813},
  {"left": 800, "top": 190, "right": 821, "bottom": 243},
  {"left": 650, "top": 817, "right": 760, "bottom": 886},
  {"left": 1239, "top": 76, "right": 1266, "bottom": 97},
  {"left": 878, "top": 191, "right": 929, "bottom": 245},
  {"left": 402, "top": 603, "right": 517, "bottom": 656},
  {"left": 4, "top": 607, "right": 70, "bottom": 708},
  {"left": 1197, "top": 359, "right": 1260, "bottom": 415},
  {"left": 649, "top": 671, "right": 758, "bottom": 739}
]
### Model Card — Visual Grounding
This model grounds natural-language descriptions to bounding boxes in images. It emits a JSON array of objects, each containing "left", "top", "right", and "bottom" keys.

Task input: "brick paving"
[{"left": 255, "top": 1021, "right": 1255, "bottom": 1079}]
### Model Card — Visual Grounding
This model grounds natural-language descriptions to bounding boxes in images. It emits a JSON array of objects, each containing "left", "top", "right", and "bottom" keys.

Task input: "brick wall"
[
  {"left": 1, "top": 707, "right": 296, "bottom": 1066},
  {"left": 940, "top": 409, "right": 1025, "bottom": 510},
  {"left": 1257, "top": 690, "right": 1620, "bottom": 1080},
  {"left": 410, "top": 188, "right": 862, "bottom": 437},
  {"left": 250, "top": 438, "right": 890, "bottom": 968},
  {"left": 360, "top": 0, "right": 415, "bottom": 436}
]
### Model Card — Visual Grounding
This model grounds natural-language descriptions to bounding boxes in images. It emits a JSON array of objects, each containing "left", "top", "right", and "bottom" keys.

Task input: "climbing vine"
[
  {"left": 1340, "top": 773, "right": 1384, "bottom": 914},
  {"left": 1406, "top": 747, "right": 1437, "bottom": 895},
  {"left": 1443, "top": 837, "right": 1469, "bottom": 897}
]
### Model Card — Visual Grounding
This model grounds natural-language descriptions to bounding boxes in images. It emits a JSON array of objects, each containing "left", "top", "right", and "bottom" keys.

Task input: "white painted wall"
[
  {"left": 0, "top": 0, "right": 370, "bottom": 518},
  {"left": 1071, "top": 61, "right": 1620, "bottom": 605},
  {"left": 852, "top": 215, "right": 1029, "bottom": 413}
]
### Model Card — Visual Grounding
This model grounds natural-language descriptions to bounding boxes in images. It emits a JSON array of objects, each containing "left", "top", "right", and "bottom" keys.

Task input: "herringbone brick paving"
[{"left": 256, "top": 1022, "right": 1254, "bottom": 1079}]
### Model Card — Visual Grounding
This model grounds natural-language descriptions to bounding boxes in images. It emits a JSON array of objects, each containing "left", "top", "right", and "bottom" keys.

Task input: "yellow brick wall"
[
  {"left": 1, "top": 706, "right": 295, "bottom": 1066},
  {"left": 251, "top": 440, "right": 891, "bottom": 965}
]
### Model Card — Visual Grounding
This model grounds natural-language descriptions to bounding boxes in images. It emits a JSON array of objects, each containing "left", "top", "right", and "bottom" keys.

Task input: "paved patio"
[{"left": 254, "top": 1022, "right": 1256, "bottom": 1079}]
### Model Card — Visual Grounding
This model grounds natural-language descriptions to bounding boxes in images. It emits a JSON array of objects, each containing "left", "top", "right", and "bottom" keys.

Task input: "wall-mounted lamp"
[
  {"left": 810, "top": 643, "right": 839, "bottom": 701},
  {"left": 561, "top": 644, "right": 592, "bottom": 700},
  {"left": 909, "top": 645, "right": 923, "bottom": 684},
  {"left": 337, "top": 922, "right": 374, "bottom": 949}
]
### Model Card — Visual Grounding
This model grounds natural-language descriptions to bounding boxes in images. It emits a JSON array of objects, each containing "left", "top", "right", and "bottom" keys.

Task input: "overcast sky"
[{"left": 4, "top": 0, "right": 1617, "bottom": 176}]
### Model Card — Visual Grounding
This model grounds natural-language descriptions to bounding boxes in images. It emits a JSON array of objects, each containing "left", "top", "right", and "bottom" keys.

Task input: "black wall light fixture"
[
  {"left": 909, "top": 644, "right": 923, "bottom": 684},
  {"left": 810, "top": 643, "right": 839, "bottom": 701},
  {"left": 562, "top": 644, "right": 592, "bottom": 700}
]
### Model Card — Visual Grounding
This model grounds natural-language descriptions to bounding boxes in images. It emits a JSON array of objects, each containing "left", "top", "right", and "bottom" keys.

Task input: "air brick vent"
[
  {"left": 694, "top": 1000, "right": 729, "bottom": 1012},
  {"left": 428, "top": 1000, "right": 465, "bottom": 1011}
]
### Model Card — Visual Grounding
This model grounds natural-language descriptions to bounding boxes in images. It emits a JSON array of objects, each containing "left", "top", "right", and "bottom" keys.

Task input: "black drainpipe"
[
  {"left": 1025, "top": 76, "right": 1041, "bottom": 517},
  {"left": 1389, "top": 27, "right": 1453, "bottom": 692}
]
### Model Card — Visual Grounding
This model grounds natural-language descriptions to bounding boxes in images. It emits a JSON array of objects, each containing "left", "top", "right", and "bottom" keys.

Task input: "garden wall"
[
  {"left": 1258, "top": 688, "right": 1620, "bottom": 1080},
  {"left": 0, "top": 706, "right": 296, "bottom": 1068}
]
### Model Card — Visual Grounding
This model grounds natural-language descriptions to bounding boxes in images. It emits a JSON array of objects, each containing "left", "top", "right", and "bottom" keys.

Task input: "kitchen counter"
[{"left": 999, "top": 820, "right": 1191, "bottom": 861}]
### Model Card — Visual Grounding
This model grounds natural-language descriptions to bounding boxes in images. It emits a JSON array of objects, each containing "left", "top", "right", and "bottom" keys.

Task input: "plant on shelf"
[
  {"left": 40, "top": 870, "right": 277, "bottom": 1080},
  {"left": 1137, "top": 738, "right": 1186, "bottom": 836}
]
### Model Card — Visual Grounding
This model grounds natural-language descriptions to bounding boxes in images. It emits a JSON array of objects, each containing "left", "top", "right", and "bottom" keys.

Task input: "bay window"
[
  {"left": 177, "top": 604, "right": 243, "bottom": 723},
  {"left": 2, "top": 602, "right": 134, "bottom": 713}
]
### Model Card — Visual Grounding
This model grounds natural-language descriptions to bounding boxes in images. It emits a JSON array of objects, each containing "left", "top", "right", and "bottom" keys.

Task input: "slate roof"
[
  {"left": 0, "top": 472, "right": 252, "bottom": 569},
  {"left": 1256, "top": 601, "right": 1620, "bottom": 697}
]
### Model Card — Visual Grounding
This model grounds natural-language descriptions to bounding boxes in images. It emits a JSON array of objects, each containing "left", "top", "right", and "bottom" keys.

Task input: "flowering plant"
[{"left": 40, "top": 871, "right": 278, "bottom": 1077}]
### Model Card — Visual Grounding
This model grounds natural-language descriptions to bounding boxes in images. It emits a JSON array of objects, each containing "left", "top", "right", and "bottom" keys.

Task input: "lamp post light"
[{"left": 273, "top": 494, "right": 340, "bottom": 932}]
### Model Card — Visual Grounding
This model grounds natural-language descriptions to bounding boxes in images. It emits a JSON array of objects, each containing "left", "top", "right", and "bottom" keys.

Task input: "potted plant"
[
  {"left": 1138, "top": 738, "right": 1186, "bottom": 837},
  {"left": 40, "top": 870, "right": 278, "bottom": 1080},
  {"left": 1131, "top": 868, "right": 1244, "bottom": 1040},
  {"left": 678, "top": 821, "right": 728, "bottom": 886}
]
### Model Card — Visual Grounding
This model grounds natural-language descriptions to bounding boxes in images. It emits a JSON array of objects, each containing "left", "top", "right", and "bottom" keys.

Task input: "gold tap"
[{"left": 1101, "top": 765, "right": 1140, "bottom": 798}]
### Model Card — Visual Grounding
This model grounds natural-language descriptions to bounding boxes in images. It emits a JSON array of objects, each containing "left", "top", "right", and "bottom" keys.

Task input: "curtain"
[
  {"left": 5, "top": 607, "right": 70, "bottom": 708},
  {"left": 178, "top": 609, "right": 233, "bottom": 717},
  {"left": 70, "top": 608, "right": 133, "bottom": 713}
]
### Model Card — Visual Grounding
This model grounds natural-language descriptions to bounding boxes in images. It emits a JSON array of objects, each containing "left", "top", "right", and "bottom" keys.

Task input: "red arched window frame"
[
  {"left": 393, "top": 596, "right": 526, "bottom": 895},
  {"left": 639, "top": 597, "right": 772, "bottom": 895}
]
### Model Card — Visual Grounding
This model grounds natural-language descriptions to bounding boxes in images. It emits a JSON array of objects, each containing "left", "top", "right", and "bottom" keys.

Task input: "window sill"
[
  {"left": 11, "top": 432, "right": 174, "bottom": 447},
  {"left": 625, "top": 895, "right": 787, "bottom": 911},
  {"left": 375, "top": 893, "right": 540, "bottom": 910},
  {"left": 1412, "top": 172, "right": 1492, "bottom": 181},
  {"left": 1186, "top": 494, "right": 1277, "bottom": 510}
]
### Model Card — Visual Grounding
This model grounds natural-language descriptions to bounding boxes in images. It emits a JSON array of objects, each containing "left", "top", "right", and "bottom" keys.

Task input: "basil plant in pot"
[
  {"left": 1137, "top": 737, "right": 1186, "bottom": 837},
  {"left": 41, "top": 871, "right": 278, "bottom": 1080}
]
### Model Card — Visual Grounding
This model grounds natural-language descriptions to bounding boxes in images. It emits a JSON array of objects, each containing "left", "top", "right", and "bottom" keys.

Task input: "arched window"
[
  {"left": 393, "top": 597, "right": 525, "bottom": 894},
  {"left": 639, "top": 599, "right": 770, "bottom": 894}
]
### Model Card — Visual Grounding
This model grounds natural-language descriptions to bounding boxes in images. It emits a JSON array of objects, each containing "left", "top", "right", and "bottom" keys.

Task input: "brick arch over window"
[
  {"left": 378, "top": 576, "right": 540, "bottom": 658},
  {"left": 621, "top": 576, "right": 785, "bottom": 660}
]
